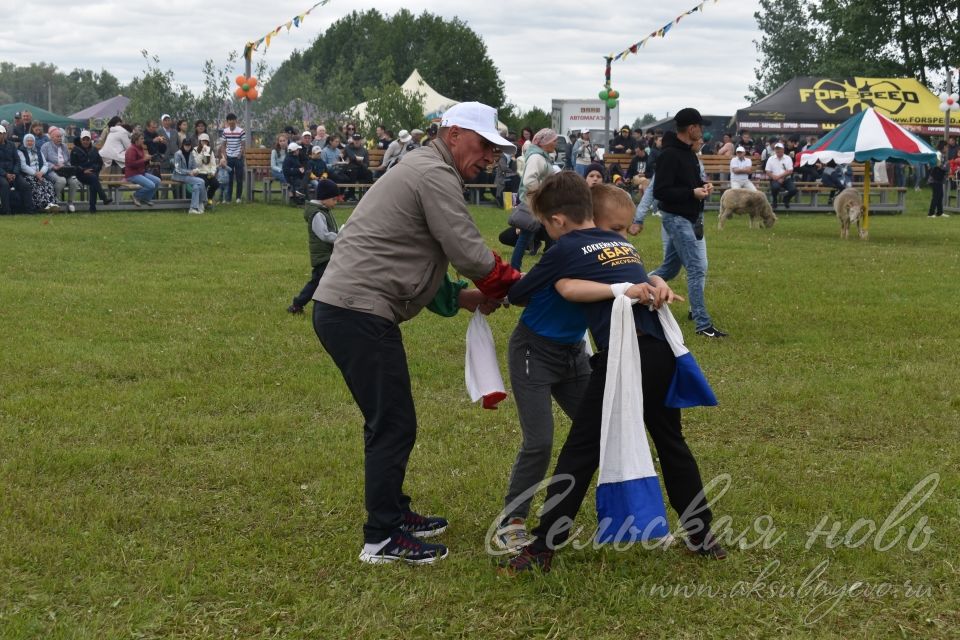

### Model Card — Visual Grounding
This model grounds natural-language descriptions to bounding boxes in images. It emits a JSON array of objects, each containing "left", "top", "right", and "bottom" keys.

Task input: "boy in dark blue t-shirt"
[{"left": 502, "top": 176, "right": 726, "bottom": 574}]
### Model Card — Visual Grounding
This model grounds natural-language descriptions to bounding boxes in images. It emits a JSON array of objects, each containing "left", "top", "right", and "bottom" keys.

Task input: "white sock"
[{"left": 362, "top": 537, "right": 391, "bottom": 555}]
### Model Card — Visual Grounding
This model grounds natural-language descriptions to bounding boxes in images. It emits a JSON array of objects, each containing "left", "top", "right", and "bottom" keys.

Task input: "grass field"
[{"left": 1, "top": 190, "right": 958, "bottom": 639}]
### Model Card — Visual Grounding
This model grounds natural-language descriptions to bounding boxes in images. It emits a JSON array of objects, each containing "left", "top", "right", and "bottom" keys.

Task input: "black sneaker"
[
  {"left": 359, "top": 529, "right": 448, "bottom": 565},
  {"left": 685, "top": 532, "right": 728, "bottom": 560},
  {"left": 687, "top": 311, "right": 693, "bottom": 321},
  {"left": 696, "top": 325, "right": 728, "bottom": 338},
  {"left": 498, "top": 546, "right": 554, "bottom": 575},
  {"left": 401, "top": 510, "right": 448, "bottom": 538}
]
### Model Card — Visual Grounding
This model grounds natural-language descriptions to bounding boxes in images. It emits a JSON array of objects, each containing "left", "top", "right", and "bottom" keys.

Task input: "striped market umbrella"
[
  {"left": 800, "top": 107, "right": 937, "bottom": 166},
  {"left": 799, "top": 108, "right": 937, "bottom": 233}
]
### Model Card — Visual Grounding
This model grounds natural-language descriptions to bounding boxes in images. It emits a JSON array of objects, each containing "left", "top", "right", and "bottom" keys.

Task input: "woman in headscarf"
[
  {"left": 510, "top": 127, "right": 559, "bottom": 270},
  {"left": 17, "top": 133, "right": 60, "bottom": 212}
]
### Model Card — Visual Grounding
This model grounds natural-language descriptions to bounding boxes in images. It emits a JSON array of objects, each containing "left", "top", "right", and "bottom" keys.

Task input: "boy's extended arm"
[{"left": 555, "top": 276, "right": 683, "bottom": 308}]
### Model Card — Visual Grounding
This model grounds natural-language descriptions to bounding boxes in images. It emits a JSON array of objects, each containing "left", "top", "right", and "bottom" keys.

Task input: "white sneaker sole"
[
  {"left": 358, "top": 547, "right": 449, "bottom": 565},
  {"left": 408, "top": 524, "right": 447, "bottom": 539}
]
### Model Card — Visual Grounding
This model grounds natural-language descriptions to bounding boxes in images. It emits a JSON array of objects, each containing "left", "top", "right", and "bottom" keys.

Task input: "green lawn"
[{"left": 1, "top": 190, "right": 958, "bottom": 639}]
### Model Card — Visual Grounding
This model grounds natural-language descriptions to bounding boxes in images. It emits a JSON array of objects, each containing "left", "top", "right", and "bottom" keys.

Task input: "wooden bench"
[
  {"left": 603, "top": 153, "right": 633, "bottom": 177},
  {"left": 251, "top": 147, "right": 388, "bottom": 205},
  {"left": 701, "top": 180, "right": 906, "bottom": 214},
  {"left": 946, "top": 184, "right": 960, "bottom": 213},
  {"left": 75, "top": 173, "right": 192, "bottom": 210}
]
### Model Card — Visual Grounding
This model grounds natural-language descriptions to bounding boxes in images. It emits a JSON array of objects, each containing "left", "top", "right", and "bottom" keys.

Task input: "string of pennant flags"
[
  {"left": 609, "top": 0, "right": 719, "bottom": 61},
  {"left": 244, "top": 0, "right": 332, "bottom": 59}
]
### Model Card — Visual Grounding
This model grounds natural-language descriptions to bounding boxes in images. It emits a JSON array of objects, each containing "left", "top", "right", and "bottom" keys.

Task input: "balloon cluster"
[
  {"left": 598, "top": 87, "right": 620, "bottom": 110},
  {"left": 939, "top": 92, "right": 959, "bottom": 112},
  {"left": 235, "top": 75, "right": 259, "bottom": 101}
]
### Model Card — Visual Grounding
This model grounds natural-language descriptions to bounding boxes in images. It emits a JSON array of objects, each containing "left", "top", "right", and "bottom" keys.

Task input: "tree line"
[{"left": 751, "top": 0, "right": 959, "bottom": 100}]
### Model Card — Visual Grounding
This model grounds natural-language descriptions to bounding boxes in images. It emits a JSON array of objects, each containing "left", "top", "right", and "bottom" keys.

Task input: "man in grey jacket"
[{"left": 313, "top": 101, "right": 521, "bottom": 566}]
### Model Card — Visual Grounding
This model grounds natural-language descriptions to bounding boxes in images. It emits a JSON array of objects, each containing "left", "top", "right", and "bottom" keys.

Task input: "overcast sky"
[{"left": 3, "top": 0, "right": 762, "bottom": 123}]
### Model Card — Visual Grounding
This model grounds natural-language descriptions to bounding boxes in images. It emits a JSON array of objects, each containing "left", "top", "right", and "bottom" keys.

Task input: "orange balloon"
[
  {"left": 246, "top": 88, "right": 259, "bottom": 101},
  {"left": 248, "top": 76, "right": 258, "bottom": 88},
  {"left": 234, "top": 87, "right": 246, "bottom": 99},
  {"left": 235, "top": 75, "right": 246, "bottom": 87}
]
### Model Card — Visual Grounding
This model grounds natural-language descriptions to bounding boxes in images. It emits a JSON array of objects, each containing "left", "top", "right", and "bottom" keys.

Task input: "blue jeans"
[
  {"left": 510, "top": 229, "right": 535, "bottom": 270},
  {"left": 650, "top": 212, "right": 712, "bottom": 331},
  {"left": 575, "top": 164, "right": 589, "bottom": 177},
  {"left": 127, "top": 173, "right": 161, "bottom": 202},
  {"left": 634, "top": 175, "right": 659, "bottom": 223},
  {"left": 271, "top": 168, "right": 287, "bottom": 183},
  {"left": 173, "top": 175, "right": 207, "bottom": 209},
  {"left": 226, "top": 156, "right": 245, "bottom": 200}
]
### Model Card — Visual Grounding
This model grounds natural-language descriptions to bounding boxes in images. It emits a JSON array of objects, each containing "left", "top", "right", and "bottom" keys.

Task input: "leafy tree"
[
  {"left": 633, "top": 113, "right": 658, "bottom": 128},
  {"left": 351, "top": 82, "right": 425, "bottom": 139},
  {"left": 266, "top": 9, "right": 505, "bottom": 115},
  {"left": 751, "top": 0, "right": 960, "bottom": 99},
  {"left": 125, "top": 51, "right": 196, "bottom": 126},
  {"left": 500, "top": 105, "right": 552, "bottom": 136}
]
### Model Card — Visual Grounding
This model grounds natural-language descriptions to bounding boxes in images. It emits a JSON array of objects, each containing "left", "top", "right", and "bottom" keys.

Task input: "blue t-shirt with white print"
[{"left": 508, "top": 228, "right": 665, "bottom": 351}]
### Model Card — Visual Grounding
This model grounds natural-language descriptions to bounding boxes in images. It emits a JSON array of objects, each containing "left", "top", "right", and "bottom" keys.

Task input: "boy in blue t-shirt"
[{"left": 502, "top": 175, "right": 726, "bottom": 574}]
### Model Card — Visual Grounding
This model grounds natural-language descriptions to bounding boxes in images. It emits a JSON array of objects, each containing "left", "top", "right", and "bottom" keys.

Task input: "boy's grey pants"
[{"left": 503, "top": 321, "right": 591, "bottom": 521}]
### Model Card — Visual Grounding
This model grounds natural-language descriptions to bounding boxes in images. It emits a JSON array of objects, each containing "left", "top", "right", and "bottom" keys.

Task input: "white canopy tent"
[{"left": 350, "top": 69, "right": 459, "bottom": 122}]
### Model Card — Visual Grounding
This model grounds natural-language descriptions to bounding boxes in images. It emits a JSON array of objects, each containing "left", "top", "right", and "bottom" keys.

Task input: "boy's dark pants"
[
  {"left": 929, "top": 183, "right": 944, "bottom": 216},
  {"left": 226, "top": 156, "right": 245, "bottom": 200},
  {"left": 313, "top": 301, "right": 416, "bottom": 544},
  {"left": 293, "top": 261, "right": 328, "bottom": 308},
  {"left": 531, "top": 337, "right": 713, "bottom": 552}
]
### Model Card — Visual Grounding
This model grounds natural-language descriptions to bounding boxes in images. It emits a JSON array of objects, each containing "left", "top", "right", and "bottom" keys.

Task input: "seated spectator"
[
  {"left": 100, "top": 117, "right": 132, "bottom": 173},
  {"left": 738, "top": 131, "right": 756, "bottom": 155},
  {"left": 30, "top": 121, "right": 49, "bottom": 149},
  {"left": 765, "top": 142, "right": 797, "bottom": 209},
  {"left": 626, "top": 145, "right": 648, "bottom": 181},
  {"left": 729, "top": 146, "right": 757, "bottom": 190},
  {"left": 171, "top": 138, "right": 207, "bottom": 214},
  {"left": 271, "top": 133, "right": 289, "bottom": 183},
  {"left": 142, "top": 120, "right": 167, "bottom": 173},
  {"left": 306, "top": 146, "right": 328, "bottom": 194},
  {"left": 17, "top": 133, "right": 59, "bottom": 212},
  {"left": 40, "top": 127, "right": 82, "bottom": 212},
  {"left": 321, "top": 135, "right": 348, "bottom": 181},
  {"left": 820, "top": 160, "right": 845, "bottom": 202},
  {"left": 375, "top": 125, "right": 392, "bottom": 150},
  {"left": 343, "top": 134, "right": 372, "bottom": 201},
  {"left": 716, "top": 133, "right": 735, "bottom": 157},
  {"left": 195, "top": 133, "right": 219, "bottom": 206},
  {"left": 71, "top": 130, "right": 112, "bottom": 212},
  {"left": 377, "top": 129, "right": 407, "bottom": 175},
  {"left": 313, "top": 124, "right": 328, "bottom": 150},
  {"left": 124, "top": 131, "right": 161, "bottom": 206},
  {"left": 608, "top": 125, "right": 637, "bottom": 153},
  {"left": 282, "top": 141, "right": 306, "bottom": 200},
  {"left": 0, "top": 125, "right": 34, "bottom": 214},
  {"left": 299, "top": 130, "right": 314, "bottom": 154},
  {"left": 12, "top": 109, "right": 33, "bottom": 144}
]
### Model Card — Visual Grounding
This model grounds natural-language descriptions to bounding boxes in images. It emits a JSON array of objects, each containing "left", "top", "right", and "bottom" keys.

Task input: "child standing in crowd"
[
  {"left": 288, "top": 179, "right": 340, "bottom": 314},
  {"left": 928, "top": 141, "right": 949, "bottom": 218},
  {"left": 501, "top": 174, "right": 725, "bottom": 575}
]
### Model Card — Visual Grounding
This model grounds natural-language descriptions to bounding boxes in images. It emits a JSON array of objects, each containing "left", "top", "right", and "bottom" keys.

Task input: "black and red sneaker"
[
  {"left": 359, "top": 529, "right": 448, "bottom": 565},
  {"left": 497, "top": 546, "right": 554, "bottom": 576},
  {"left": 401, "top": 510, "right": 448, "bottom": 538}
]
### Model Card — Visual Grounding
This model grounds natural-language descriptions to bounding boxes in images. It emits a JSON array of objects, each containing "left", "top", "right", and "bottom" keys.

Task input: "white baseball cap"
[
  {"left": 0, "top": 125, "right": 5, "bottom": 134},
  {"left": 580, "top": 127, "right": 591, "bottom": 134},
  {"left": 198, "top": 133, "right": 210, "bottom": 142},
  {"left": 80, "top": 130, "right": 92, "bottom": 139},
  {"left": 440, "top": 102, "right": 516, "bottom": 155},
  {"left": 287, "top": 142, "right": 301, "bottom": 152},
  {"left": 301, "top": 131, "right": 312, "bottom": 138},
  {"left": 736, "top": 146, "right": 746, "bottom": 153},
  {"left": 397, "top": 129, "right": 411, "bottom": 143},
  {"left": 774, "top": 142, "right": 785, "bottom": 149}
]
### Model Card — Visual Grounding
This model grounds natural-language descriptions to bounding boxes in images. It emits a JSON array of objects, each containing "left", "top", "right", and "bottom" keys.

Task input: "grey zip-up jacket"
[{"left": 314, "top": 137, "right": 495, "bottom": 323}]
